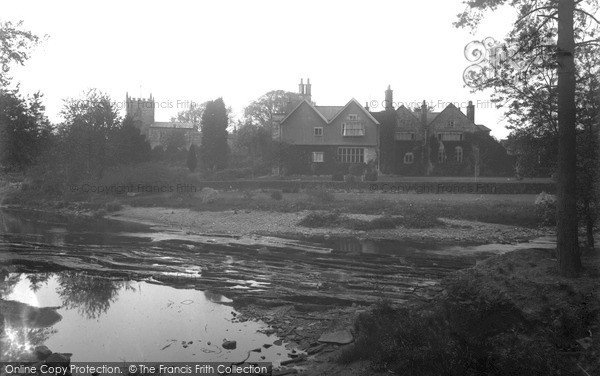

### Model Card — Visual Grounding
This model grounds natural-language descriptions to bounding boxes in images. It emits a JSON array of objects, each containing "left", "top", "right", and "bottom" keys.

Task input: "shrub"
[
  {"left": 199, "top": 187, "right": 220, "bottom": 203},
  {"left": 332, "top": 171, "right": 344, "bottom": 181},
  {"left": 534, "top": 192, "right": 556, "bottom": 225},
  {"left": 298, "top": 211, "right": 342, "bottom": 227},
  {"left": 365, "top": 170, "right": 378, "bottom": 181},
  {"left": 211, "top": 168, "right": 253, "bottom": 181},
  {"left": 349, "top": 163, "right": 367, "bottom": 177},
  {"left": 270, "top": 190, "right": 283, "bottom": 200},
  {"left": 105, "top": 201, "right": 122, "bottom": 212},
  {"left": 281, "top": 186, "right": 299, "bottom": 193},
  {"left": 305, "top": 187, "right": 335, "bottom": 203}
]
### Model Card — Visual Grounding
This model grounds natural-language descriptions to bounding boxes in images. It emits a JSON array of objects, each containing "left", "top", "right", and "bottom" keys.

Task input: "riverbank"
[{"left": 109, "top": 205, "right": 551, "bottom": 245}]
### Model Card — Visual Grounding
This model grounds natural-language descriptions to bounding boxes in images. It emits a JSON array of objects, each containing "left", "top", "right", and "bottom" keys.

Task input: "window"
[
  {"left": 314, "top": 127, "right": 323, "bottom": 136},
  {"left": 455, "top": 146, "right": 463, "bottom": 163},
  {"left": 437, "top": 132, "right": 464, "bottom": 141},
  {"left": 337, "top": 147, "right": 364, "bottom": 163},
  {"left": 448, "top": 120, "right": 455, "bottom": 127},
  {"left": 348, "top": 114, "right": 358, "bottom": 121},
  {"left": 312, "top": 151, "right": 324, "bottom": 163},
  {"left": 395, "top": 132, "right": 415, "bottom": 141},
  {"left": 438, "top": 148, "right": 446, "bottom": 163},
  {"left": 404, "top": 152, "right": 414, "bottom": 164},
  {"left": 342, "top": 122, "right": 365, "bottom": 136}
]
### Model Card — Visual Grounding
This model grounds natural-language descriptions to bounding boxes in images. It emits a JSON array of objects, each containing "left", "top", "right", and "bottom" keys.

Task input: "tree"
[
  {"left": 0, "top": 20, "right": 44, "bottom": 87},
  {"left": 59, "top": 89, "right": 121, "bottom": 181},
  {"left": 455, "top": 0, "right": 600, "bottom": 277},
  {"left": 109, "top": 116, "right": 151, "bottom": 164},
  {"left": 0, "top": 90, "right": 51, "bottom": 171},
  {"left": 187, "top": 144, "right": 198, "bottom": 172},
  {"left": 243, "top": 90, "right": 302, "bottom": 127},
  {"left": 174, "top": 100, "right": 208, "bottom": 130},
  {"left": 200, "top": 98, "right": 229, "bottom": 171}
]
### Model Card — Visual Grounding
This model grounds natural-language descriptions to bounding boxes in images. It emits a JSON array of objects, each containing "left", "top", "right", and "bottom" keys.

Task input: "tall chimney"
[
  {"left": 385, "top": 85, "right": 393, "bottom": 111},
  {"left": 305, "top": 78, "right": 312, "bottom": 103},
  {"left": 421, "top": 100, "right": 427, "bottom": 127},
  {"left": 299, "top": 79, "right": 304, "bottom": 95},
  {"left": 467, "top": 100, "right": 475, "bottom": 122}
]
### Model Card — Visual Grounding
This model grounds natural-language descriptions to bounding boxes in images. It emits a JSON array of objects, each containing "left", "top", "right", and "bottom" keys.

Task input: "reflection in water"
[
  {"left": 26, "top": 273, "right": 52, "bottom": 293},
  {"left": 2, "top": 327, "right": 56, "bottom": 361},
  {"left": 1, "top": 273, "right": 290, "bottom": 362},
  {"left": 56, "top": 272, "right": 135, "bottom": 320}
]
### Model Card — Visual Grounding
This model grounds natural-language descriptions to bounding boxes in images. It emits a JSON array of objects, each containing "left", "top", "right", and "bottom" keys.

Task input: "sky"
[{"left": 5, "top": 0, "right": 517, "bottom": 138}]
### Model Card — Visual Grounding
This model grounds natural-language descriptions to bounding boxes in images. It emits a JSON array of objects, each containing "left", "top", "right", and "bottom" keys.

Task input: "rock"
[
  {"left": 318, "top": 329, "right": 354, "bottom": 345},
  {"left": 272, "top": 369, "right": 298, "bottom": 376},
  {"left": 273, "top": 339, "right": 282, "bottom": 346},
  {"left": 34, "top": 346, "right": 53, "bottom": 361},
  {"left": 281, "top": 354, "right": 306, "bottom": 365},
  {"left": 199, "top": 188, "right": 220, "bottom": 203},
  {"left": 222, "top": 340, "right": 237, "bottom": 350},
  {"left": 576, "top": 337, "right": 593, "bottom": 350},
  {"left": 306, "top": 344, "right": 326, "bottom": 355},
  {"left": 45, "top": 353, "right": 70, "bottom": 367}
]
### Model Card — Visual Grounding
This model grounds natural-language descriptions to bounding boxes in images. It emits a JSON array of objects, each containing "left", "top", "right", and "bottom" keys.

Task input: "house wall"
[{"left": 280, "top": 101, "right": 378, "bottom": 147}]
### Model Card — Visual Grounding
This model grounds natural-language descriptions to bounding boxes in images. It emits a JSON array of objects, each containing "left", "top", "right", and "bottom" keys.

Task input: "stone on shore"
[{"left": 317, "top": 329, "right": 353, "bottom": 344}]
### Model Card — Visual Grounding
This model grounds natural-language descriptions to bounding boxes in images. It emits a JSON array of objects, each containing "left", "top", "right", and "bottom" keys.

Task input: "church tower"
[{"left": 126, "top": 93, "right": 155, "bottom": 136}]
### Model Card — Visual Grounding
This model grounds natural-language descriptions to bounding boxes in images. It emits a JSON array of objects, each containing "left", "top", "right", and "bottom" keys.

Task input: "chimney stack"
[
  {"left": 365, "top": 101, "right": 370, "bottom": 111},
  {"left": 305, "top": 78, "right": 312, "bottom": 103},
  {"left": 298, "top": 78, "right": 304, "bottom": 95},
  {"left": 385, "top": 85, "right": 393, "bottom": 111},
  {"left": 467, "top": 100, "right": 475, "bottom": 122}
]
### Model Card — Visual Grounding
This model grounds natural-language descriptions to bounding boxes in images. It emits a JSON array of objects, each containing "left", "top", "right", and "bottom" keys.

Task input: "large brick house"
[
  {"left": 272, "top": 79, "right": 380, "bottom": 175},
  {"left": 273, "top": 80, "right": 512, "bottom": 176}
]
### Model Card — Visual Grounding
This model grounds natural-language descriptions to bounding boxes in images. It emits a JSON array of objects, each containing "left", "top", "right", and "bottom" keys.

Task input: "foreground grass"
[{"left": 339, "top": 249, "right": 600, "bottom": 375}]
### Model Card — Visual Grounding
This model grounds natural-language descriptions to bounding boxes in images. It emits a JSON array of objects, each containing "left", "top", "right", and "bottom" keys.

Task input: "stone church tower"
[{"left": 125, "top": 93, "right": 155, "bottom": 136}]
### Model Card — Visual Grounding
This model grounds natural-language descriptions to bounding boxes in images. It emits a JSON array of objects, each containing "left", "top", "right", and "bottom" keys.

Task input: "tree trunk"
[{"left": 556, "top": 0, "right": 581, "bottom": 276}]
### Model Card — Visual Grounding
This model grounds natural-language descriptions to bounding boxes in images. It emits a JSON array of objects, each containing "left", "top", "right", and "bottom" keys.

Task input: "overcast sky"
[{"left": 5, "top": 0, "right": 517, "bottom": 138}]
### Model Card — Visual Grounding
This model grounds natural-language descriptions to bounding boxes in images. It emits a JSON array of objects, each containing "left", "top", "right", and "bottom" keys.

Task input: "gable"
[
  {"left": 396, "top": 105, "right": 421, "bottom": 130},
  {"left": 429, "top": 104, "right": 480, "bottom": 133}
]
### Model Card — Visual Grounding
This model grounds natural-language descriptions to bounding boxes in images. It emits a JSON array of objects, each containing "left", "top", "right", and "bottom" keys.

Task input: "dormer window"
[{"left": 314, "top": 127, "right": 323, "bottom": 136}]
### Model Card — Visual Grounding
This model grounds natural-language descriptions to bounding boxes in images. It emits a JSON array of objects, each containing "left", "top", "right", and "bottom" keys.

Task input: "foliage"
[
  {"left": 534, "top": 192, "right": 557, "bottom": 225},
  {"left": 454, "top": 0, "right": 600, "bottom": 276},
  {"left": 200, "top": 98, "right": 229, "bottom": 171},
  {"left": 0, "top": 20, "right": 44, "bottom": 86},
  {"left": 348, "top": 163, "right": 367, "bottom": 177},
  {"left": 0, "top": 89, "right": 51, "bottom": 171},
  {"left": 297, "top": 211, "right": 343, "bottom": 227},
  {"left": 270, "top": 190, "right": 283, "bottom": 200},
  {"left": 109, "top": 116, "right": 151, "bottom": 165},
  {"left": 243, "top": 90, "right": 302, "bottom": 127},
  {"left": 175, "top": 100, "right": 207, "bottom": 130},
  {"left": 186, "top": 144, "right": 198, "bottom": 172},
  {"left": 305, "top": 187, "right": 335, "bottom": 203}
]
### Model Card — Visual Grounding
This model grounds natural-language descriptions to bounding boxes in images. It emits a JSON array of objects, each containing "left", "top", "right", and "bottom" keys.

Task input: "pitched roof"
[
  {"left": 329, "top": 98, "right": 380, "bottom": 125},
  {"left": 411, "top": 110, "right": 440, "bottom": 124},
  {"left": 281, "top": 98, "right": 380, "bottom": 126},
  {"left": 314, "top": 106, "right": 344, "bottom": 121},
  {"left": 475, "top": 123, "right": 491, "bottom": 132},
  {"left": 279, "top": 99, "right": 329, "bottom": 125},
  {"left": 152, "top": 121, "right": 195, "bottom": 129}
]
